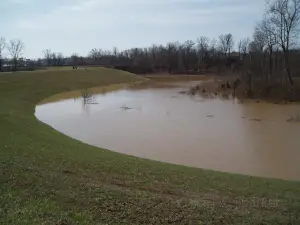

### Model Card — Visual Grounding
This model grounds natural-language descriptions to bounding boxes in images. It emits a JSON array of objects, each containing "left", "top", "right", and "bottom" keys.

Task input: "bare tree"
[
  {"left": 219, "top": 33, "right": 234, "bottom": 57},
  {"left": 0, "top": 37, "right": 6, "bottom": 72},
  {"left": 56, "top": 52, "right": 64, "bottom": 66},
  {"left": 197, "top": 36, "right": 209, "bottom": 67},
  {"left": 112, "top": 46, "right": 118, "bottom": 58},
  {"left": 250, "top": 28, "right": 266, "bottom": 52},
  {"left": 71, "top": 53, "right": 79, "bottom": 67},
  {"left": 166, "top": 42, "right": 181, "bottom": 73},
  {"left": 43, "top": 49, "right": 52, "bottom": 66},
  {"left": 266, "top": 0, "right": 300, "bottom": 85},
  {"left": 7, "top": 39, "right": 24, "bottom": 71},
  {"left": 180, "top": 40, "right": 195, "bottom": 73},
  {"left": 238, "top": 38, "right": 251, "bottom": 58},
  {"left": 238, "top": 40, "right": 243, "bottom": 57},
  {"left": 112, "top": 47, "right": 118, "bottom": 65},
  {"left": 209, "top": 38, "right": 217, "bottom": 58},
  {"left": 51, "top": 53, "right": 57, "bottom": 66},
  {"left": 259, "top": 17, "right": 278, "bottom": 79},
  {"left": 148, "top": 44, "right": 159, "bottom": 71},
  {"left": 89, "top": 48, "right": 103, "bottom": 59},
  {"left": 197, "top": 37, "right": 209, "bottom": 54},
  {"left": 247, "top": 27, "right": 273, "bottom": 85}
]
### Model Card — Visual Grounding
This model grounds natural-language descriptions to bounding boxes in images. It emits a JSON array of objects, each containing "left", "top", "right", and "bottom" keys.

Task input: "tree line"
[
  {"left": 1, "top": 0, "right": 300, "bottom": 88},
  {"left": 0, "top": 38, "right": 24, "bottom": 71}
]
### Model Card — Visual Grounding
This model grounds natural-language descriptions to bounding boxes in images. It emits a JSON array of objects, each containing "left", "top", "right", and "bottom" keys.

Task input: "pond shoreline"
[
  {"left": 2, "top": 68, "right": 300, "bottom": 224},
  {"left": 38, "top": 80, "right": 147, "bottom": 105},
  {"left": 182, "top": 76, "right": 300, "bottom": 104},
  {"left": 36, "top": 77, "right": 300, "bottom": 180}
]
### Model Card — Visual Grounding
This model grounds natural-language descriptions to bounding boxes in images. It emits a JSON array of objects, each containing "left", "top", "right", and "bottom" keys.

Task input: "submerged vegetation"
[
  {"left": 81, "top": 89, "right": 93, "bottom": 99},
  {"left": 183, "top": 76, "right": 300, "bottom": 104},
  {"left": 120, "top": 105, "right": 132, "bottom": 110},
  {"left": 81, "top": 89, "right": 98, "bottom": 105}
]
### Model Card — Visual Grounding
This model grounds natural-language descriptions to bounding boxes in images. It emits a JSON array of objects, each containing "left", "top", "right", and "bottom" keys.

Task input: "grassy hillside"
[{"left": 0, "top": 67, "right": 300, "bottom": 224}]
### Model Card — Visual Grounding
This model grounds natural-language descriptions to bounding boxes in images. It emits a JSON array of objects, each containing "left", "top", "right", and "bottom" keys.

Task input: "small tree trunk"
[
  {"left": 269, "top": 48, "right": 273, "bottom": 82},
  {"left": 248, "top": 53, "right": 253, "bottom": 93},
  {"left": 284, "top": 51, "right": 294, "bottom": 85},
  {"left": 261, "top": 54, "right": 265, "bottom": 83},
  {"left": 13, "top": 58, "right": 18, "bottom": 71},
  {"left": 286, "top": 65, "right": 293, "bottom": 85}
]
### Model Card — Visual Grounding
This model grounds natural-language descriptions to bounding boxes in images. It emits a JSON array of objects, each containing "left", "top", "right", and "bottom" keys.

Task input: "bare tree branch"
[
  {"left": 218, "top": 34, "right": 234, "bottom": 58},
  {"left": 0, "top": 37, "right": 6, "bottom": 71},
  {"left": 71, "top": 53, "right": 79, "bottom": 66},
  {"left": 266, "top": 0, "right": 300, "bottom": 84},
  {"left": 7, "top": 39, "right": 24, "bottom": 71},
  {"left": 43, "top": 49, "right": 53, "bottom": 66}
]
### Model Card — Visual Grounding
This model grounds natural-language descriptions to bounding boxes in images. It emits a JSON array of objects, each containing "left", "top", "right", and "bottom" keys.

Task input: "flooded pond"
[{"left": 35, "top": 80, "right": 300, "bottom": 181}]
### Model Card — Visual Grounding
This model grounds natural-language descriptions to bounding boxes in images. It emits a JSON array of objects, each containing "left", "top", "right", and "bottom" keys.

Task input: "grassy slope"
[{"left": 0, "top": 67, "right": 299, "bottom": 225}]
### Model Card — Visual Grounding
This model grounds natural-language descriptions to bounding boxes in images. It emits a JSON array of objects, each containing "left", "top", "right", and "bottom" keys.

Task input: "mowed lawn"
[{"left": 0, "top": 67, "right": 300, "bottom": 225}]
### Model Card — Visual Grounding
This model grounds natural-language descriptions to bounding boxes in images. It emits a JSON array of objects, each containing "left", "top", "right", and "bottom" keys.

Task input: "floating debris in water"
[
  {"left": 206, "top": 115, "right": 214, "bottom": 118},
  {"left": 193, "top": 99, "right": 205, "bottom": 103},
  {"left": 250, "top": 118, "right": 262, "bottom": 122},
  {"left": 120, "top": 105, "right": 132, "bottom": 110},
  {"left": 179, "top": 90, "right": 187, "bottom": 94}
]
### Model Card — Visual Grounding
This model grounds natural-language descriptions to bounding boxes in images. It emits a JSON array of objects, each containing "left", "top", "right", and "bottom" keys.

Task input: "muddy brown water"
[{"left": 35, "top": 81, "right": 300, "bottom": 181}]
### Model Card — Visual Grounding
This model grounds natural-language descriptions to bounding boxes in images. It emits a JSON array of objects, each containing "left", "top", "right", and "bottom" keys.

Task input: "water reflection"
[
  {"left": 35, "top": 81, "right": 300, "bottom": 181},
  {"left": 72, "top": 89, "right": 100, "bottom": 116}
]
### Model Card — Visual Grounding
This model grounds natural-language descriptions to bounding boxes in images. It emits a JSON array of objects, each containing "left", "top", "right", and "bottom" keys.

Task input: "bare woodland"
[{"left": 1, "top": 0, "right": 300, "bottom": 100}]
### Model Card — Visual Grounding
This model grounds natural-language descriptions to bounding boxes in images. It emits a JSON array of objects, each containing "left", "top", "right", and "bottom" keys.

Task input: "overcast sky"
[{"left": 1, "top": 0, "right": 265, "bottom": 58}]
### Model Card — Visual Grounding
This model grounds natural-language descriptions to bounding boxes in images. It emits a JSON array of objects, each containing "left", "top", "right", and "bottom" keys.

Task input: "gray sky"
[{"left": 1, "top": 0, "right": 266, "bottom": 58}]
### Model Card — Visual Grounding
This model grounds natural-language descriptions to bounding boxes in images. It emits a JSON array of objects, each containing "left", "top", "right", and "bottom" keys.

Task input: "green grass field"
[{"left": 0, "top": 67, "right": 300, "bottom": 224}]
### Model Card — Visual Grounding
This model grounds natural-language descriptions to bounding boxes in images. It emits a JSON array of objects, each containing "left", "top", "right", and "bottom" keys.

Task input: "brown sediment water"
[{"left": 35, "top": 80, "right": 300, "bottom": 181}]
